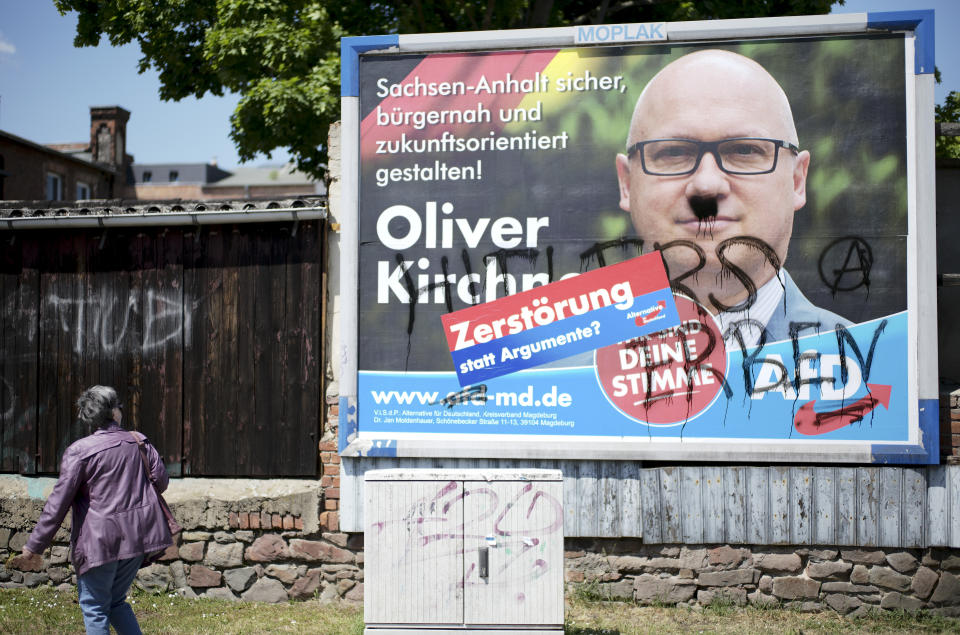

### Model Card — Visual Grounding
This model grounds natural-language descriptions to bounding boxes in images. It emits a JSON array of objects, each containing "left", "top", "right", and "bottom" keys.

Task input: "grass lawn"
[
  {"left": 0, "top": 587, "right": 958, "bottom": 634},
  {"left": 566, "top": 597, "right": 960, "bottom": 633},
  {"left": 0, "top": 587, "right": 363, "bottom": 634}
]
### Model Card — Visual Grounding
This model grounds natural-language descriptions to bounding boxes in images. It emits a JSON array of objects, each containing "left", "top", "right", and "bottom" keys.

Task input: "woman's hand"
[{"left": 10, "top": 548, "right": 43, "bottom": 571}]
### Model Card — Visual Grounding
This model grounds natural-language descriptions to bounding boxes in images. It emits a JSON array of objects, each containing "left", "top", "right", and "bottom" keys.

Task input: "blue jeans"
[{"left": 77, "top": 556, "right": 144, "bottom": 635}]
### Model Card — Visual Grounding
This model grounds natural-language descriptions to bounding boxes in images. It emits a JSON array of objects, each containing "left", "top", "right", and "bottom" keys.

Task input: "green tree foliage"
[
  {"left": 54, "top": 0, "right": 840, "bottom": 177},
  {"left": 936, "top": 91, "right": 960, "bottom": 160}
]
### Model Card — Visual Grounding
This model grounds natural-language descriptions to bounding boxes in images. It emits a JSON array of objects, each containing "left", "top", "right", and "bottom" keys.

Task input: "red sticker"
[{"left": 595, "top": 295, "right": 727, "bottom": 426}]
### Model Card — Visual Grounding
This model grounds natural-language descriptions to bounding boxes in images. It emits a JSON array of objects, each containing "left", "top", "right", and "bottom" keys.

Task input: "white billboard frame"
[{"left": 339, "top": 11, "right": 938, "bottom": 464}]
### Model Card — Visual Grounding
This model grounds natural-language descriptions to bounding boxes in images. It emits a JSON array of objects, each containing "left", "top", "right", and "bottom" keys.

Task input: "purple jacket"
[{"left": 25, "top": 423, "right": 173, "bottom": 576}]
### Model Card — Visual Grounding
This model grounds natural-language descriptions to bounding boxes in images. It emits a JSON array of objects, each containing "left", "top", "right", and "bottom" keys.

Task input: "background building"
[
  {"left": 0, "top": 106, "right": 131, "bottom": 200},
  {"left": 1, "top": 106, "right": 324, "bottom": 202},
  {"left": 128, "top": 162, "right": 324, "bottom": 200}
]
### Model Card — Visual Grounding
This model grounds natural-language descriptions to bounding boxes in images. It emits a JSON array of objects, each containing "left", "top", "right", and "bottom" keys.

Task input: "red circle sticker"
[{"left": 595, "top": 294, "right": 728, "bottom": 426}]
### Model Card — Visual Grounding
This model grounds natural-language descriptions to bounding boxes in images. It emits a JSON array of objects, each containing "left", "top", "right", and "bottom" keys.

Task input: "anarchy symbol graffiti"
[{"left": 818, "top": 237, "right": 873, "bottom": 294}]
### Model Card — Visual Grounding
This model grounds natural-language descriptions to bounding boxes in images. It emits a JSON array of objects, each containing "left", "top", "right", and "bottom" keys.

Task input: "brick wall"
[
  {"left": 205, "top": 185, "right": 318, "bottom": 199},
  {"left": 126, "top": 183, "right": 318, "bottom": 200},
  {"left": 320, "top": 396, "right": 341, "bottom": 533},
  {"left": 0, "top": 137, "right": 113, "bottom": 200},
  {"left": 127, "top": 183, "right": 206, "bottom": 199},
  {"left": 88, "top": 106, "right": 130, "bottom": 170},
  {"left": 940, "top": 386, "right": 960, "bottom": 463}
]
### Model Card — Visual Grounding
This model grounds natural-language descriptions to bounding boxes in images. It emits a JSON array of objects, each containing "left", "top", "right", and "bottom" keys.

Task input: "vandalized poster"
[
  {"left": 349, "top": 27, "right": 933, "bottom": 461},
  {"left": 442, "top": 253, "right": 680, "bottom": 385}
]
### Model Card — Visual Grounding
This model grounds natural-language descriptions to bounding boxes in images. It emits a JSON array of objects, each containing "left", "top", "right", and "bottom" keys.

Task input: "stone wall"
[
  {"left": 1, "top": 526, "right": 364, "bottom": 603},
  {"left": 3, "top": 453, "right": 960, "bottom": 614},
  {"left": 565, "top": 539, "right": 960, "bottom": 617},
  {"left": 7, "top": 511, "right": 960, "bottom": 618},
  {"left": 0, "top": 476, "right": 361, "bottom": 603}
]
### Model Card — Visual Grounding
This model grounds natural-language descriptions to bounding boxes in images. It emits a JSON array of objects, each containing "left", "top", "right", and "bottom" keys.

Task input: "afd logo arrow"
[
  {"left": 634, "top": 300, "right": 667, "bottom": 326},
  {"left": 793, "top": 384, "right": 892, "bottom": 436}
]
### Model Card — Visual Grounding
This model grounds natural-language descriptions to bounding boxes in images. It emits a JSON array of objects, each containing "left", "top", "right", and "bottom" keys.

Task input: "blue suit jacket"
[{"left": 762, "top": 269, "right": 852, "bottom": 345}]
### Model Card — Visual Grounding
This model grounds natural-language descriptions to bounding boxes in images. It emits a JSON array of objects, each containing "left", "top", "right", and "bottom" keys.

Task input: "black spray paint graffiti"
[
  {"left": 578, "top": 235, "right": 883, "bottom": 428},
  {"left": 611, "top": 296, "right": 734, "bottom": 438},
  {"left": 819, "top": 236, "right": 873, "bottom": 296},
  {"left": 743, "top": 319, "right": 890, "bottom": 436},
  {"left": 643, "top": 237, "right": 781, "bottom": 314},
  {"left": 431, "top": 384, "right": 488, "bottom": 408},
  {"left": 383, "top": 233, "right": 880, "bottom": 431},
  {"left": 617, "top": 238, "right": 775, "bottom": 432},
  {"left": 581, "top": 236, "right": 846, "bottom": 432},
  {"left": 393, "top": 247, "right": 550, "bottom": 369},
  {"left": 740, "top": 321, "right": 887, "bottom": 397},
  {"left": 578, "top": 237, "right": 645, "bottom": 269}
]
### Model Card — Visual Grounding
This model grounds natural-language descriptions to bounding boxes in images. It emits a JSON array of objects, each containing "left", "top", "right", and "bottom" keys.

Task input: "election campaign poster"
[{"left": 341, "top": 14, "right": 938, "bottom": 463}]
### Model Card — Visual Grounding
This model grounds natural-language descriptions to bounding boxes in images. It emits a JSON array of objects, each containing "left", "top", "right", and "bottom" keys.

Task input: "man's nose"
[{"left": 685, "top": 151, "right": 730, "bottom": 198}]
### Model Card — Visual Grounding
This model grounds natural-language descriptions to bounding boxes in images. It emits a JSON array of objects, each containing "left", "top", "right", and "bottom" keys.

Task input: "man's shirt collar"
[{"left": 716, "top": 269, "right": 786, "bottom": 352}]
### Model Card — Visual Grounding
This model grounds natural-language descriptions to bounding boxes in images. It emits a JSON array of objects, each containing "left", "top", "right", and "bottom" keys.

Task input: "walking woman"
[{"left": 15, "top": 386, "right": 173, "bottom": 634}]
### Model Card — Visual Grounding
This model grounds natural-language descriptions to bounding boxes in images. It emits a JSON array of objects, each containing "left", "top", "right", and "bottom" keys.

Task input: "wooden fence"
[{"left": 0, "top": 221, "right": 322, "bottom": 477}]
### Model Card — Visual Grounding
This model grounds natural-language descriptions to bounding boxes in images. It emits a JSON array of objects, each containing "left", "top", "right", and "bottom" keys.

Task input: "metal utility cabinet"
[{"left": 364, "top": 468, "right": 564, "bottom": 634}]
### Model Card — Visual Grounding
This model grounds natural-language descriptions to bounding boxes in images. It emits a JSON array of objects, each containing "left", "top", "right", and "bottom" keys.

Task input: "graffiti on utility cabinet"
[{"left": 370, "top": 480, "right": 562, "bottom": 596}]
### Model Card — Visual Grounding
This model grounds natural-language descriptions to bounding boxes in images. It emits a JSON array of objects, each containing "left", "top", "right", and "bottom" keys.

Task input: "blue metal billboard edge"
[
  {"left": 867, "top": 10, "right": 934, "bottom": 75},
  {"left": 341, "top": 35, "right": 400, "bottom": 97}
]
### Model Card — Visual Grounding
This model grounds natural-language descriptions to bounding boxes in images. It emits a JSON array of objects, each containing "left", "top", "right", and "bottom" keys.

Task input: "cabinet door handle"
[{"left": 478, "top": 546, "right": 489, "bottom": 579}]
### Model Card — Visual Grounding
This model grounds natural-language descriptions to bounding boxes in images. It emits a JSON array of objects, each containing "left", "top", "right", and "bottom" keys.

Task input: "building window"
[
  {"left": 46, "top": 173, "right": 63, "bottom": 201},
  {"left": 76, "top": 181, "right": 91, "bottom": 200},
  {"left": 169, "top": 170, "right": 179, "bottom": 182},
  {"left": 142, "top": 171, "right": 152, "bottom": 183},
  {"left": 95, "top": 124, "right": 113, "bottom": 164}
]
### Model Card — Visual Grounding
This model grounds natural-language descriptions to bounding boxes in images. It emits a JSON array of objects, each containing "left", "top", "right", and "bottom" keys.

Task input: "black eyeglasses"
[{"left": 626, "top": 137, "right": 800, "bottom": 176}]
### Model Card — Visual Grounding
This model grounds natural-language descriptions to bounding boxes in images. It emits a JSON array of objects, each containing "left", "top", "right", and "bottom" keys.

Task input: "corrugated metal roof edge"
[
  {"left": 0, "top": 196, "right": 327, "bottom": 229},
  {"left": 0, "top": 195, "right": 326, "bottom": 217}
]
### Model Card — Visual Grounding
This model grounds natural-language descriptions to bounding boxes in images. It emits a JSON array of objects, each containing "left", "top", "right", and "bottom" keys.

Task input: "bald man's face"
[{"left": 616, "top": 53, "right": 810, "bottom": 308}]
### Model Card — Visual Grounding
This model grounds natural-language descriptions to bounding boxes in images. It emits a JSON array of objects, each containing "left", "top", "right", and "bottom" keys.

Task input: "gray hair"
[{"left": 76, "top": 385, "right": 120, "bottom": 431}]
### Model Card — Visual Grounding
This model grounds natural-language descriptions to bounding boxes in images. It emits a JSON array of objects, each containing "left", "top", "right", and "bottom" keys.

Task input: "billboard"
[{"left": 339, "top": 11, "right": 939, "bottom": 463}]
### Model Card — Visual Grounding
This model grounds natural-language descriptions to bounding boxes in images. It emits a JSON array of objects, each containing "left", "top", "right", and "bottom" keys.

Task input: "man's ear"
[
  {"left": 616, "top": 153, "right": 632, "bottom": 213},
  {"left": 792, "top": 149, "right": 810, "bottom": 211}
]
